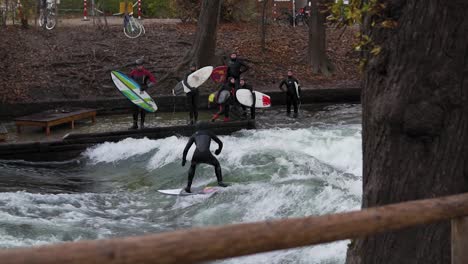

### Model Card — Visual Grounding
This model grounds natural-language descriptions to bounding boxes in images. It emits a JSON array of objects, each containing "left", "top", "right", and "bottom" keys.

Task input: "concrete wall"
[{"left": 0, "top": 88, "right": 361, "bottom": 120}]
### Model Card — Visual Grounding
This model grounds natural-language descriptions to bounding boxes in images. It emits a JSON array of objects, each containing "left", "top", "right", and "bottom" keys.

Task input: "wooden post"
[
  {"left": 451, "top": 217, "right": 468, "bottom": 264},
  {"left": 1, "top": 193, "right": 468, "bottom": 264}
]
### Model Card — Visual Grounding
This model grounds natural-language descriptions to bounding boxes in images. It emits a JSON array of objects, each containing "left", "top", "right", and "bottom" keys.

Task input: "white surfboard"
[
  {"left": 294, "top": 82, "right": 300, "bottom": 99},
  {"left": 236, "top": 89, "right": 272, "bottom": 108},
  {"left": 186, "top": 66, "right": 214, "bottom": 88},
  {"left": 158, "top": 186, "right": 219, "bottom": 196}
]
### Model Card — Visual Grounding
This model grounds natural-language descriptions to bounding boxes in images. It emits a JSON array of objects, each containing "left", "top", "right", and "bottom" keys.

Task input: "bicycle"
[
  {"left": 38, "top": 0, "right": 57, "bottom": 30},
  {"left": 0, "top": 1, "right": 7, "bottom": 27},
  {"left": 123, "top": 11, "right": 144, "bottom": 38},
  {"left": 92, "top": 0, "right": 108, "bottom": 30}
]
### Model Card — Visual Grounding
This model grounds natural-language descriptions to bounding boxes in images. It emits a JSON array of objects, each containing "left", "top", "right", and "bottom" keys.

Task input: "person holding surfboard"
[
  {"left": 181, "top": 122, "right": 228, "bottom": 193},
  {"left": 183, "top": 64, "right": 199, "bottom": 125},
  {"left": 128, "top": 60, "right": 157, "bottom": 129},
  {"left": 238, "top": 77, "right": 256, "bottom": 119},
  {"left": 211, "top": 77, "right": 236, "bottom": 122},
  {"left": 279, "top": 69, "right": 301, "bottom": 118},
  {"left": 226, "top": 52, "right": 250, "bottom": 90}
]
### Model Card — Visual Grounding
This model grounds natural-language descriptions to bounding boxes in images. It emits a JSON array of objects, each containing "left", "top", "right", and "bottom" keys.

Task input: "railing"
[{"left": 1, "top": 193, "right": 468, "bottom": 264}]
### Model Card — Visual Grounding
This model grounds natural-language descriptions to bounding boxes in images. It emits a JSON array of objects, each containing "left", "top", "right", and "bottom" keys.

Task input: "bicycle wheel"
[
  {"left": 124, "top": 16, "right": 143, "bottom": 38},
  {"left": 45, "top": 10, "right": 56, "bottom": 30},
  {"left": 45, "top": 13, "right": 57, "bottom": 30},
  {"left": 38, "top": 9, "right": 45, "bottom": 27}
]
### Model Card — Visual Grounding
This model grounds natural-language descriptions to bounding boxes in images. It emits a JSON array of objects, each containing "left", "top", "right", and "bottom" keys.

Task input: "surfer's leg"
[
  {"left": 185, "top": 162, "right": 197, "bottom": 193},
  {"left": 286, "top": 94, "right": 292, "bottom": 116},
  {"left": 140, "top": 110, "right": 146, "bottom": 128},
  {"left": 130, "top": 106, "right": 139, "bottom": 129},
  {"left": 209, "top": 157, "right": 227, "bottom": 187},
  {"left": 186, "top": 93, "right": 194, "bottom": 124},
  {"left": 251, "top": 92, "right": 256, "bottom": 119},
  {"left": 211, "top": 105, "right": 222, "bottom": 122},
  {"left": 193, "top": 90, "right": 199, "bottom": 122},
  {"left": 292, "top": 97, "right": 298, "bottom": 118},
  {"left": 224, "top": 104, "right": 230, "bottom": 122}
]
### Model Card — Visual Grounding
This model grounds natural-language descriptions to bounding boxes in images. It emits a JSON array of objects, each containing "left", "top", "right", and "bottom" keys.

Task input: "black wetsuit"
[
  {"left": 130, "top": 75, "right": 148, "bottom": 128},
  {"left": 279, "top": 77, "right": 301, "bottom": 116},
  {"left": 182, "top": 130, "right": 225, "bottom": 192},
  {"left": 183, "top": 71, "right": 199, "bottom": 124},
  {"left": 226, "top": 58, "right": 249, "bottom": 89},
  {"left": 239, "top": 83, "right": 255, "bottom": 119}
]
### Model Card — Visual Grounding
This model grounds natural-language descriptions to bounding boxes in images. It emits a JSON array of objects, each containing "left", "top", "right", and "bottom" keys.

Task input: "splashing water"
[{"left": 0, "top": 104, "right": 362, "bottom": 263}]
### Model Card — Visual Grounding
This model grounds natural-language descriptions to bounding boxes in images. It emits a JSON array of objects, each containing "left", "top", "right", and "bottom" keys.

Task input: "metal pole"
[
  {"left": 137, "top": 0, "right": 141, "bottom": 19},
  {"left": 83, "top": 0, "right": 88, "bottom": 20}
]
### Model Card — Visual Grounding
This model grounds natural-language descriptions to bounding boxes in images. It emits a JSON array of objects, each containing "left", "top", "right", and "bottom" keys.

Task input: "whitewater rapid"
[{"left": 0, "top": 104, "right": 362, "bottom": 263}]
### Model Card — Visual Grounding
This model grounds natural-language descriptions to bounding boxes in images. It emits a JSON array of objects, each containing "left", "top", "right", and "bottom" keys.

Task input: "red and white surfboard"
[
  {"left": 236, "top": 89, "right": 271, "bottom": 108},
  {"left": 210, "top": 66, "right": 228, "bottom": 83}
]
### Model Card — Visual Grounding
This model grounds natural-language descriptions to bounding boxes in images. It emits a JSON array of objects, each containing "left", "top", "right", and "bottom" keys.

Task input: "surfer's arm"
[
  {"left": 240, "top": 61, "right": 250, "bottom": 74},
  {"left": 182, "top": 73, "right": 195, "bottom": 90},
  {"left": 182, "top": 137, "right": 195, "bottom": 165},
  {"left": 143, "top": 69, "right": 157, "bottom": 86},
  {"left": 210, "top": 133, "right": 223, "bottom": 155},
  {"left": 279, "top": 80, "right": 286, "bottom": 91}
]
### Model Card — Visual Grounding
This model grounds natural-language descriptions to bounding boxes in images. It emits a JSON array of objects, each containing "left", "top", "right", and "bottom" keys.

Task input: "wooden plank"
[
  {"left": 1, "top": 192, "right": 468, "bottom": 264},
  {"left": 14, "top": 109, "right": 96, "bottom": 122},
  {"left": 452, "top": 217, "right": 468, "bottom": 264}
]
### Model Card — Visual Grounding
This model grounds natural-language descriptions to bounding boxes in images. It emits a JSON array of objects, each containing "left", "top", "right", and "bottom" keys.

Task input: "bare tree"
[
  {"left": 160, "top": 0, "right": 222, "bottom": 88},
  {"left": 260, "top": 0, "right": 270, "bottom": 51},
  {"left": 308, "top": 0, "right": 334, "bottom": 76}
]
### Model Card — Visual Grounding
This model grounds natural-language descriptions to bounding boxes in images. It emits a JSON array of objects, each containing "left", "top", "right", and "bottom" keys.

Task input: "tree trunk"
[
  {"left": 308, "top": 0, "right": 334, "bottom": 76},
  {"left": 260, "top": 0, "right": 269, "bottom": 51},
  {"left": 159, "top": 0, "right": 221, "bottom": 88},
  {"left": 346, "top": 1, "right": 468, "bottom": 264}
]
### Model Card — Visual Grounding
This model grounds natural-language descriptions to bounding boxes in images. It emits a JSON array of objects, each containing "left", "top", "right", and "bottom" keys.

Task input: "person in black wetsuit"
[
  {"left": 183, "top": 64, "right": 199, "bottom": 125},
  {"left": 238, "top": 77, "right": 255, "bottom": 119},
  {"left": 279, "top": 69, "right": 301, "bottom": 118},
  {"left": 182, "top": 122, "right": 228, "bottom": 193},
  {"left": 211, "top": 77, "right": 236, "bottom": 122},
  {"left": 226, "top": 52, "right": 249, "bottom": 90}
]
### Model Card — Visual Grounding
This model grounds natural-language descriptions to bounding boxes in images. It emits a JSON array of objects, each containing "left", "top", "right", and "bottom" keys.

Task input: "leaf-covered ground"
[{"left": 0, "top": 21, "right": 359, "bottom": 103}]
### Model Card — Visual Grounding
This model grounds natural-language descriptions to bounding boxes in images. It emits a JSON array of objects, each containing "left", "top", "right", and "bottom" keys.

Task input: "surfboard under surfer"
[{"left": 181, "top": 122, "right": 228, "bottom": 193}]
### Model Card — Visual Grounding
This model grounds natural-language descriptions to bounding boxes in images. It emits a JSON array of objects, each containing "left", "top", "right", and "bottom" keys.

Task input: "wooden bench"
[
  {"left": 15, "top": 109, "right": 97, "bottom": 136},
  {"left": 0, "top": 124, "right": 7, "bottom": 142}
]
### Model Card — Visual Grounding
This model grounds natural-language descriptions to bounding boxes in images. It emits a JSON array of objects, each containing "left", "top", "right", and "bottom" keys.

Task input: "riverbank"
[{"left": 0, "top": 21, "right": 359, "bottom": 103}]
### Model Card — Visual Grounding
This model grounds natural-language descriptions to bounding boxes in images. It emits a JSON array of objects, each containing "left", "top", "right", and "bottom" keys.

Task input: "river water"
[{"left": 0, "top": 104, "right": 362, "bottom": 264}]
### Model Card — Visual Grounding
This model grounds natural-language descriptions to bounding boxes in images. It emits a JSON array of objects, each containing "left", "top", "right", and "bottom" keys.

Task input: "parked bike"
[
  {"left": 38, "top": 0, "right": 56, "bottom": 30},
  {"left": 123, "top": 11, "right": 144, "bottom": 39}
]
